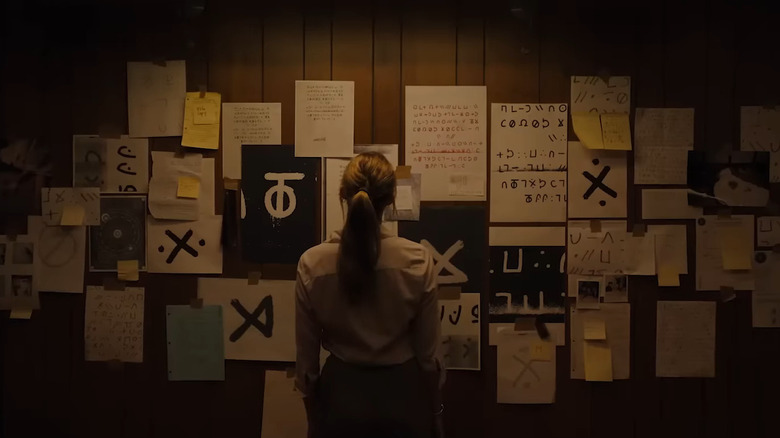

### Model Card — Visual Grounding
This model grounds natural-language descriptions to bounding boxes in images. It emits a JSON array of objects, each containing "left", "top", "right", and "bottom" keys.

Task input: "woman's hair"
[{"left": 337, "top": 152, "right": 396, "bottom": 303}]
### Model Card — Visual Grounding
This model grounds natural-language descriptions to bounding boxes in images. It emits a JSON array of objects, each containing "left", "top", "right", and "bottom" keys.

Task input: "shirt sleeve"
[
  {"left": 411, "top": 249, "right": 446, "bottom": 388},
  {"left": 294, "top": 258, "right": 322, "bottom": 397}
]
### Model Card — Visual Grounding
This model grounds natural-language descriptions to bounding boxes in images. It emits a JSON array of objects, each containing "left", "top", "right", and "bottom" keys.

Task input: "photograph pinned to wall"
[
  {"left": 687, "top": 151, "right": 770, "bottom": 207},
  {"left": 695, "top": 215, "right": 755, "bottom": 291},
  {"left": 496, "top": 333, "right": 556, "bottom": 404},
  {"left": 41, "top": 187, "right": 100, "bottom": 226},
  {"left": 656, "top": 301, "right": 716, "bottom": 378},
  {"left": 602, "top": 275, "right": 628, "bottom": 303},
  {"left": 0, "top": 234, "right": 39, "bottom": 312},
  {"left": 440, "top": 292, "right": 480, "bottom": 370},
  {"left": 295, "top": 80, "right": 355, "bottom": 158},
  {"left": 242, "top": 145, "right": 319, "bottom": 264},
  {"left": 576, "top": 278, "right": 601, "bottom": 309},
  {"left": 222, "top": 102, "right": 282, "bottom": 179},
  {"left": 570, "top": 76, "right": 631, "bottom": 114},
  {"left": 28, "top": 216, "right": 85, "bottom": 293},
  {"left": 323, "top": 144, "right": 399, "bottom": 240},
  {"left": 198, "top": 278, "right": 296, "bottom": 362},
  {"left": 399, "top": 205, "right": 486, "bottom": 293},
  {"left": 147, "top": 216, "right": 223, "bottom": 274},
  {"left": 570, "top": 303, "right": 631, "bottom": 380},
  {"left": 166, "top": 304, "right": 225, "bottom": 381},
  {"left": 491, "top": 171, "right": 567, "bottom": 222},
  {"left": 634, "top": 108, "right": 695, "bottom": 185},
  {"left": 89, "top": 196, "right": 147, "bottom": 272},
  {"left": 148, "top": 152, "right": 215, "bottom": 220},
  {"left": 752, "top": 251, "right": 780, "bottom": 328},
  {"left": 740, "top": 106, "right": 780, "bottom": 182},
  {"left": 405, "top": 86, "right": 487, "bottom": 201},
  {"left": 567, "top": 141, "right": 627, "bottom": 218},
  {"left": 757, "top": 216, "right": 780, "bottom": 247},
  {"left": 126, "top": 60, "right": 186, "bottom": 138},
  {"left": 182, "top": 92, "right": 221, "bottom": 150},
  {"left": 84, "top": 286, "right": 144, "bottom": 362},
  {"left": 73, "top": 135, "right": 105, "bottom": 188},
  {"left": 488, "top": 227, "right": 566, "bottom": 323}
]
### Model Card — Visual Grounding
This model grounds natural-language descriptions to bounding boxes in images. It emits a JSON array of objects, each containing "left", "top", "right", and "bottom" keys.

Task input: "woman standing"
[{"left": 295, "top": 152, "right": 444, "bottom": 438}]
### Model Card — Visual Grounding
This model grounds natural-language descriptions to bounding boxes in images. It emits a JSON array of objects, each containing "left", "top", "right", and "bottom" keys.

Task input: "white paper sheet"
[
  {"left": 148, "top": 152, "right": 215, "bottom": 220},
  {"left": 405, "top": 86, "right": 487, "bottom": 201},
  {"left": 104, "top": 138, "right": 149, "bottom": 193},
  {"left": 567, "top": 141, "right": 627, "bottom": 218},
  {"left": 490, "top": 171, "right": 567, "bottom": 222},
  {"left": 656, "top": 301, "right": 716, "bottom": 377},
  {"left": 740, "top": 106, "right": 780, "bottom": 182},
  {"left": 28, "top": 216, "right": 85, "bottom": 293},
  {"left": 127, "top": 60, "right": 186, "bottom": 138},
  {"left": 198, "top": 278, "right": 295, "bottom": 362},
  {"left": 395, "top": 186, "right": 413, "bottom": 210},
  {"left": 570, "top": 303, "right": 630, "bottom": 380},
  {"left": 752, "top": 251, "right": 780, "bottom": 328},
  {"left": 440, "top": 292, "right": 480, "bottom": 370},
  {"left": 84, "top": 286, "right": 144, "bottom": 362},
  {"left": 634, "top": 108, "right": 695, "bottom": 184},
  {"left": 323, "top": 145, "right": 398, "bottom": 240},
  {"left": 72, "top": 135, "right": 105, "bottom": 188},
  {"left": 41, "top": 187, "right": 100, "bottom": 225},
  {"left": 570, "top": 76, "right": 631, "bottom": 114},
  {"left": 491, "top": 103, "right": 568, "bottom": 172},
  {"left": 567, "top": 220, "right": 653, "bottom": 275},
  {"left": 295, "top": 80, "right": 354, "bottom": 157},
  {"left": 262, "top": 370, "right": 307, "bottom": 438},
  {"left": 695, "top": 215, "right": 755, "bottom": 291},
  {"left": 489, "top": 322, "right": 566, "bottom": 347},
  {"left": 222, "top": 103, "right": 282, "bottom": 179},
  {"left": 648, "top": 224, "right": 688, "bottom": 275},
  {"left": 496, "top": 333, "right": 555, "bottom": 404},
  {"left": 147, "top": 216, "right": 223, "bottom": 274},
  {"left": 0, "top": 234, "right": 39, "bottom": 311},
  {"left": 641, "top": 189, "right": 702, "bottom": 219},
  {"left": 756, "top": 216, "right": 780, "bottom": 247}
]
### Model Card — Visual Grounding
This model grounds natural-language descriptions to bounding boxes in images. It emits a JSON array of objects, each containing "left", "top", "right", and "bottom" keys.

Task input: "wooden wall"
[{"left": 2, "top": 0, "right": 780, "bottom": 437}]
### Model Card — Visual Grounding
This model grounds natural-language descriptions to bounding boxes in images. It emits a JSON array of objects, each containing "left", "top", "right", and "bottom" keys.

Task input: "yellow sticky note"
[
  {"left": 572, "top": 112, "right": 604, "bottom": 149},
  {"left": 9, "top": 309, "right": 33, "bottom": 320},
  {"left": 531, "top": 339, "right": 554, "bottom": 362},
  {"left": 60, "top": 204, "right": 85, "bottom": 226},
  {"left": 117, "top": 260, "right": 139, "bottom": 282},
  {"left": 657, "top": 265, "right": 680, "bottom": 287},
  {"left": 182, "top": 92, "right": 221, "bottom": 149},
  {"left": 584, "top": 340, "right": 613, "bottom": 382},
  {"left": 601, "top": 113, "right": 632, "bottom": 150},
  {"left": 584, "top": 318, "right": 607, "bottom": 340},
  {"left": 717, "top": 221, "right": 752, "bottom": 270},
  {"left": 177, "top": 176, "right": 200, "bottom": 199}
]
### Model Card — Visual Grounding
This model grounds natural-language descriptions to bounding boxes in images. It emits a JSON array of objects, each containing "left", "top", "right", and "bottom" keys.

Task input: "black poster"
[
  {"left": 241, "top": 145, "right": 319, "bottom": 264},
  {"left": 488, "top": 244, "right": 566, "bottom": 323},
  {"left": 398, "top": 206, "right": 485, "bottom": 293},
  {"left": 89, "top": 195, "right": 147, "bottom": 271}
]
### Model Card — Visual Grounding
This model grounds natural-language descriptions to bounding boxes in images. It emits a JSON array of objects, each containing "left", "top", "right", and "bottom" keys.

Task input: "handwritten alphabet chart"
[
  {"left": 84, "top": 286, "right": 144, "bottom": 362},
  {"left": 405, "top": 86, "right": 487, "bottom": 201},
  {"left": 295, "top": 80, "right": 354, "bottom": 157}
]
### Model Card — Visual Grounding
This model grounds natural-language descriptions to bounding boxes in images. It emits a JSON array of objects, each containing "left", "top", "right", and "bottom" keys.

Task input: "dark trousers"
[{"left": 316, "top": 355, "right": 433, "bottom": 438}]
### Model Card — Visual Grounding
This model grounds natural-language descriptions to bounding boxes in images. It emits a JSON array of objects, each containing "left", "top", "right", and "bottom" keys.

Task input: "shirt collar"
[{"left": 326, "top": 226, "right": 395, "bottom": 244}]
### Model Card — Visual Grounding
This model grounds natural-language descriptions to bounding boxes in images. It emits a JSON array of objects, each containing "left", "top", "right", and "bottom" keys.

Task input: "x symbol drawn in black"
[
  {"left": 229, "top": 296, "right": 274, "bottom": 342},
  {"left": 163, "top": 229, "right": 198, "bottom": 263},
  {"left": 582, "top": 166, "right": 617, "bottom": 202}
]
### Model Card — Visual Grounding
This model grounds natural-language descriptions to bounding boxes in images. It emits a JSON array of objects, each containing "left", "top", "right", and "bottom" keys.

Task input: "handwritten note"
[
  {"left": 177, "top": 176, "right": 201, "bottom": 199},
  {"left": 182, "top": 92, "right": 221, "bottom": 150},
  {"left": 649, "top": 224, "right": 688, "bottom": 275},
  {"left": 127, "top": 60, "right": 186, "bottom": 137},
  {"left": 753, "top": 251, "right": 780, "bottom": 328},
  {"left": 717, "top": 218, "right": 753, "bottom": 270},
  {"left": 570, "top": 76, "right": 631, "bottom": 114},
  {"left": 117, "top": 260, "right": 139, "bottom": 281},
  {"left": 584, "top": 341, "right": 613, "bottom": 381},
  {"left": 295, "top": 80, "right": 354, "bottom": 157},
  {"left": 656, "top": 301, "right": 716, "bottom": 377},
  {"left": 222, "top": 103, "right": 282, "bottom": 179},
  {"left": 584, "top": 318, "right": 607, "bottom": 340},
  {"left": 567, "top": 220, "right": 628, "bottom": 275},
  {"left": 634, "top": 108, "right": 694, "bottom": 184},
  {"left": 695, "top": 215, "right": 755, "bottom": 291},
  {"left": 757, "top": 216, "right": 780, "bottom": 247},
  {"left": 166, "top": 305, "right": 225, "bottom": 381},
  {"left": 741, "top": 106, "right": 780, "bottom": 182},
  {"left": 60, "top": 205, "right": 85, "bottom": 226},
  {"left": 406, "top": 86, "right": 487, "bottom": 201},
  {"left": 148, "top": 152, "right": 215, "bottom": 220},
  {"left": 570, "top": 304, "right": 630, "bottom": 380},
  {"left": 600, "top": 113, "right": 632, "bottom": 150},
  {"left": 84, "top": 286, "right": 144, "bottom": 362},
  {"left": 571, "top": 113, "right": 604, "bottom": 149},
  {"left": 41, "top": 187, "right": 100, "bottom": 226}
]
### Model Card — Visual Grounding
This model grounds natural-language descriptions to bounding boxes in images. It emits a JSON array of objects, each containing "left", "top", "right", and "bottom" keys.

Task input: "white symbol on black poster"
[
  {"left": 489, "top": 245, "right": 566, "bottom": 323},
  {"left": 242, "top": 145, "right": 318, "bottom": 263},
  {"left": 422, "top": 239, "right": 467, "bottom": 285},
  {"left": 89, "top": 196, "right": 146, "bottom": 271}
]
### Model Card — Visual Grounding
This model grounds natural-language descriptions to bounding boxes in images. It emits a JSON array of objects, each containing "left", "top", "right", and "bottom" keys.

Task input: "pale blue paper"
[{"left": 166, "top": 305, "right": 225, "bottom": 381}]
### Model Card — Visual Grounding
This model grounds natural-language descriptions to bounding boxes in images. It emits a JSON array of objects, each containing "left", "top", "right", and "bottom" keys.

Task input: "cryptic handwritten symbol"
[
  {"left": 117, "top": 146, "right": 136, "bottom": 158},
  {"left": 84, "top": 150, "right": 102, "bottom": 184},
  {"left": 37, "top": 227, "right": 77, "bottom": 268},
  {"left": 512, "top": 353, "right": 541, "bottom": 387},
  {"left": 502, "top": 249, "right": 523, "bottom": 273},
  {"left": 229, "top": 296, "right": 273, "bottom": 342},
  {"left": 117, "top": 163, "right": 136, "bottom": 175},
  {"left": 264, "top": 172, "right": 305, "bottom": 219},
  {"left": 421, "top": 239, "right": 467, "bottom": 284},
  {"left": 158, "top": 229, "right": 205, "bottom": 263},
  {"left": 582, "top": 159, "right": 617, "bottom": 206}
]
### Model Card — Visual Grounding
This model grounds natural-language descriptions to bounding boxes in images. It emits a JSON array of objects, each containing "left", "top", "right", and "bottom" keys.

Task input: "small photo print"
[
  {"left": 11, "top": 242, "right": 34, "bottom": 264},
  {"left": 0, "top": 243, "right": 6, "bottom": 265},
  {"left": 603, "top": 275, "right": 628, "bottom": 303},
  {"left": 11, "top": 275, "right": 33, "bottom": 297},
  {"left": 577, "top": 279, "right": 601, "bottom": 309}
]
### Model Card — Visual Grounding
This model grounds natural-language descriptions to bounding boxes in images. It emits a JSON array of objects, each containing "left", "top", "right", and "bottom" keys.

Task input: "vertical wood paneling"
[
  {"left": 484, "top": 3, "right": 539, "bottom": 103},
  {"left": 372, "top": 1, "right": 402, "bottom": 146},
  {"left": 456, "top": 1, "right": 484, "bottom": 86},
  {"left": 304, "top": 3, "right": 332, "bottom": 81}
]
